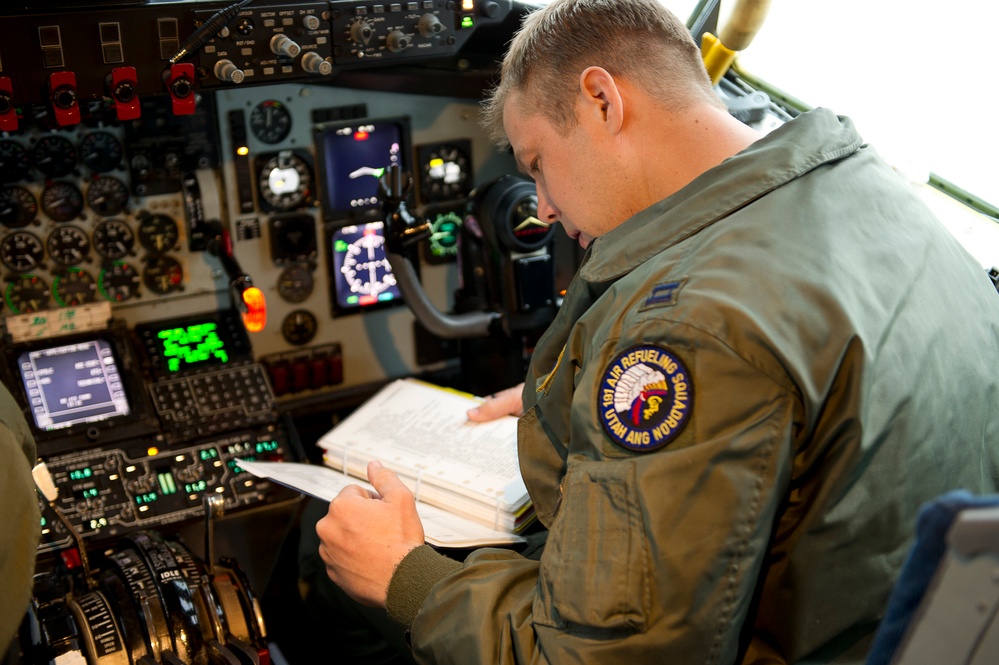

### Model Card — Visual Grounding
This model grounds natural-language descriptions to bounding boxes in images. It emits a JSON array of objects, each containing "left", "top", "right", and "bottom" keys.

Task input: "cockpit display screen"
[
  {"left": 329, "top": 221, "right": 403, "bottom": 315},
  {"left": 134, "top": 311, "right": 251, "bottom": 377},
  {"left": 314, "top": 117, "right": 412, "bottom": 220},
  {"left": 17, "top": 338, "right": 131, "bottom": 431}
]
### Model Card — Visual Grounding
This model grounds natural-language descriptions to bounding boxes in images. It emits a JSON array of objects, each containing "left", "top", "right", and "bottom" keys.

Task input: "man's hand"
[
  {"left": 466, "top": 383, "right": 525, "bottom": 422},
  {"left": 316, "top": 460, "right": 425, "bottom": 607}
]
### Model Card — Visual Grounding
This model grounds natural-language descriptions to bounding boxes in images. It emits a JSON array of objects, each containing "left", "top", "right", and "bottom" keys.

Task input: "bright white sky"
[{"left": 710, "top": 0, "right": 999, "bottom": 209}]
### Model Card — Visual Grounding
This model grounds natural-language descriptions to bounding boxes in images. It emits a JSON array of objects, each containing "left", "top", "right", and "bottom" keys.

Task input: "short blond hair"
[{"left": 482, "top": 0, "right": 721, "bottom": 148}]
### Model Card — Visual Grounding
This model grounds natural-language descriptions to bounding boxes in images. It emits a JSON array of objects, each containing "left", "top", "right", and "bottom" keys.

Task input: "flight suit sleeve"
[
  {"left": 0, "top": 382, "right": 41, "bottom": 654},
  {"left": 407, "top": 318, "right": 798, "bottom": 664}
]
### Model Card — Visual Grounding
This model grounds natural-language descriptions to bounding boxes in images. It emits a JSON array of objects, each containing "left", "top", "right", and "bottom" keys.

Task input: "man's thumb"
[{"left": 366, "top": 460, "right": 411, "bottom": 502}]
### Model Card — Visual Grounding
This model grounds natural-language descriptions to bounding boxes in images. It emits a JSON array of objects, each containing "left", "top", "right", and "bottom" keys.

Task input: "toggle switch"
[
  {"left": 0, "top": 77, "right": 17, "bottom": 132},
  {"left": 108, "top": 66, "right": 141, "bottom": 121},
  {"left": 48, "top": 71, "right": 80, "bottom": 127},
  {"left": 164, "top": 63, "right": 196, "bottom": 115}
]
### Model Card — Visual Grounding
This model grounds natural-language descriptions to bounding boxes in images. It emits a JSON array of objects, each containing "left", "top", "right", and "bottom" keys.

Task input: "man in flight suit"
[{"left": 316, "top": 0, "right": 999, "bottom": 662}]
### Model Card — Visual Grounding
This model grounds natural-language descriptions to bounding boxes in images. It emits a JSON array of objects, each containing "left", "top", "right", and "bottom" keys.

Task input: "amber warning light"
[{"left": 240, "top": 285, "right": 267, "bottom": 332}]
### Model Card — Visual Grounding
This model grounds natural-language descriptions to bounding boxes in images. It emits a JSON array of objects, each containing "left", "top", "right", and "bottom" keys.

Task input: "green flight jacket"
[
  {"left": 387, "top": 109, "right": 999, "bottom": 664},
  {"left": 0, "top": 381, "right": 41, "bottom": 654}
]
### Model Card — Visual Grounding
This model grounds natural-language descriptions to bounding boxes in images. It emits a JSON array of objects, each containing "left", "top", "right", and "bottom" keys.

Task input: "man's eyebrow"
[{"left": 513, "top": 151, "right": 529, "bottom": 175}]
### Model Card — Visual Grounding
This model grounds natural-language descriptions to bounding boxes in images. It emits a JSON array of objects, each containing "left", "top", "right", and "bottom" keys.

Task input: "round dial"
[
  {"left": 1, "top": 231, "right": 45, "bottom": 272},
  {"left": 142, "top": 255, "right": 183, "bottom": 294},
  {"left": 249, "top": 100, "right": 292, "bottom": 144},
  {"left": 86, "top": 175, "right": 129, "bottom": 217},
  {"left": 340, "top": 228, "right": 396, "bottom": 298},
  {"left": 32, "top": 135, "right": 78, "bottom": 178},
  {"left": 419, "top": 143, "right": 472, "bottom": 203},
  {"left": 93, "top": 219, "right": 135, "bottom": 259},
  {"left": 503, "top": 194, "right": 554, "bottom": 253},
  {"left": 53, "top": 267, "right": 97, "bottom": 307},
  {"left": 41, "top": 181, "right": 84, "bottom": 222},
  {"left": 281, "top": 309, "right": 318, "bottom": 346},
  {"left": 426, "top": 210, "right": 462, "bottom": 263},
  {"left": 277, "top": 264, "right": 314, "bottom": 303},
  {"left": 0, "top": 186, "right": 38, "bottom": 228},
  {"left": 137, "top": 213, "right": 179, "bottom": 253},
  {"left": 47, "top": 225, "right": 90, "bottom": 266},
  {"left": 80, "top": 132, "right": 124, "bottom": 173},
  {"left": 0, "top": 140, "right": 32, "bottom": 183},
  {"left": 5, "top": 274, "right": 50, "bottom": 313},
  {"left": 257, "top": 151, "right": 312, "bottom": 211},
  {"left": 98, "top": 261, "right": 140, "bottom": 302}
]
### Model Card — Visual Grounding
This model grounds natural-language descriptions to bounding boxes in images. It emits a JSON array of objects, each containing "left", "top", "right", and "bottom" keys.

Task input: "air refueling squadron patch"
[{"left": 598, "top": 344, "right": 693, "bottom": 452}]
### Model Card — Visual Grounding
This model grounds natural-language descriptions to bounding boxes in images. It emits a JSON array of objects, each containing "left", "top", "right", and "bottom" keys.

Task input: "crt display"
[
  {"left": 17, "top": 338, "right": 131, "bottom": 431},
  {"left": 330, "top": 221, "right": 402, "bottom": 313},
  {"left": 316, "top": 119, "right": 408, "bottom": 217}
]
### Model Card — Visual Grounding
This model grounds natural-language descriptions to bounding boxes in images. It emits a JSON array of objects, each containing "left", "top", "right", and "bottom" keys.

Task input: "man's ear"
[{"left": 579, "top": 66, "right": 624, "bottom": 134}]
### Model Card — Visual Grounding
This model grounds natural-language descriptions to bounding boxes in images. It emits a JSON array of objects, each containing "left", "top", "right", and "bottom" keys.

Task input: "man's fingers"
[{"left": 466, "top": 383, "right": 525, "bottom": 421}]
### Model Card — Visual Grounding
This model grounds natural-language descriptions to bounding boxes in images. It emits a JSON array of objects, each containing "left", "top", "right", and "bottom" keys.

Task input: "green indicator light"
[
  {"left": 347, "top": 295, "right": 359, "bottom": 305},
  {"left": 335, "top": 239, "right": 349, "bottom": 252},
  {"left": 461, "top": 16, "right": 474, "bottom": 28},
  {"left": 200, "top": 448, "right": 219, "bottom": 461},
  {"left": 158, "top": 472, "right": 177, "bottom": 495}
]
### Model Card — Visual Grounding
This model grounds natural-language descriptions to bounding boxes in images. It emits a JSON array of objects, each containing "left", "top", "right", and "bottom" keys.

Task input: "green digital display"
[
  {"left": 200, "top": 448, "right": 219, "bottom": 461},
  {"left": 69, "top": 467, "right": 93, "bottom": 480},
  {"left": 136, "top": 492, "right": 158, "bottom": 505},
  {"left": 157, "top": 322, "right": 229, "bottom": 372},
  {"left": 256, "top": 440, "right": 279, "bottom": 454},
  {"left": 185, "top": 480, "right": 208, "bottom": 494}
]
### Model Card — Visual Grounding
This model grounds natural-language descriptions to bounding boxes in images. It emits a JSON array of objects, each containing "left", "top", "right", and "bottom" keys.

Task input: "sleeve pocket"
[{"left": 532, "top": 459, "right": 650, "bottom": 634}]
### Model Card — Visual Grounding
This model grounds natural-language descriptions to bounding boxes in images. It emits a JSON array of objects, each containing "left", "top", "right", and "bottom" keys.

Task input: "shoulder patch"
[
  {"left": 597, "top": 344, "right": 694, "bottom": 452},
  {"left": 640, "top": 277, "right": 688, "bottom": 311}
]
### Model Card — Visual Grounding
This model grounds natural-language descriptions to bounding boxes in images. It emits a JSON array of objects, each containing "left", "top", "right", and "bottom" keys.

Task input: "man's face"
[{"left": 503, "top": 91, "right": 608, "bottom": 249}]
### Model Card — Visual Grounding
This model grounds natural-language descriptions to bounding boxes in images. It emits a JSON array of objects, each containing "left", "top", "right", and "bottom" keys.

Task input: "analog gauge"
[
  {"left": 41, "top": 181, "right": 84, "bottom": 222},
  {"left": 249, "top": 100, "right": 292, "bottom": 144},
  {"left": 425, "top": 210, "right": 462, "bottom": 263},
  {"left": 1, "top": 231, "right": 45, "bottom": 272},
  {"left": 277, "top": 264, "right": 314, "bottom": 303},
  {"left": 339, "top": 225, "right": 396, "bottom": 298},
  {"left": 137, "top": 213, "right": 180, "bottom": 253},
  {"left": 80, "top": 132, "right": 124, "bottom": 173},
  {"left": 142, "top": 255, "right": 183, "bottom": 294},
  {"left": 47, "top": 225, "right": 90, "bottom": 266},
  {"left": 0, "top": 140, "right": 32, "bottom": 183},
  {"left": 271, "top": 214, "right": 316, "bottom": 263},
  {"left": 93, "top": 219, "right": 135, "bottom": 259},
  {"left": 98, "top": 261, "right": 140, "bottom": 302},
  {"left": 32, "top": 135, "right": 78, "bottom": 178},
  {"left": 86, "top": 175, "right": 129, "bottom": 216},
  {"left": 498, "top": 192, "right": 554, "bottom": 253},
  {"left": 52, "top": 267, "right": 97, "bottom": 307},
  {"left": 257, "top": 150, "right": 312, "bottom": 211},
  {"left": 281, "top": 309, "right": 318, "bottom": 346},
  {"left": 418, "top": 141, "right": 473, "bottom": 204},
  {"left": 0, "top": 186, "right": 38, "bottom": 228},
  {"left": 5, "top": 274, "right": 50, "bottom": 314}
]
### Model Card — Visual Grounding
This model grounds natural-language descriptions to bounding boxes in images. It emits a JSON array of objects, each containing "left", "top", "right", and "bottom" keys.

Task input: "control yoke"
[{"left": 380, "top": 164, "right": 501, "bottom": 339}]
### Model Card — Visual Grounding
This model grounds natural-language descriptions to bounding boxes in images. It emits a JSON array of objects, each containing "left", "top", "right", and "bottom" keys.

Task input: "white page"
[
  {"left": 236, "top": 459, "right": 525, "bottom": 548},
  {"left": 318, "top": 379, "right": 526, "bottom": 508}
]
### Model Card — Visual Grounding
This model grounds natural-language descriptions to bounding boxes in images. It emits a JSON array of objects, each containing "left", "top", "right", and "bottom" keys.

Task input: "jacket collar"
[{"left": 579, "top": 108, "right": 865, "bottom": 283}]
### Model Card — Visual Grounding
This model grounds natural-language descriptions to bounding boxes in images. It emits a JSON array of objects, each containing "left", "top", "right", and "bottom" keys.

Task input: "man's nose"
[{"left": 536, "top": 189, "right": 560, "bottom": 225}]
